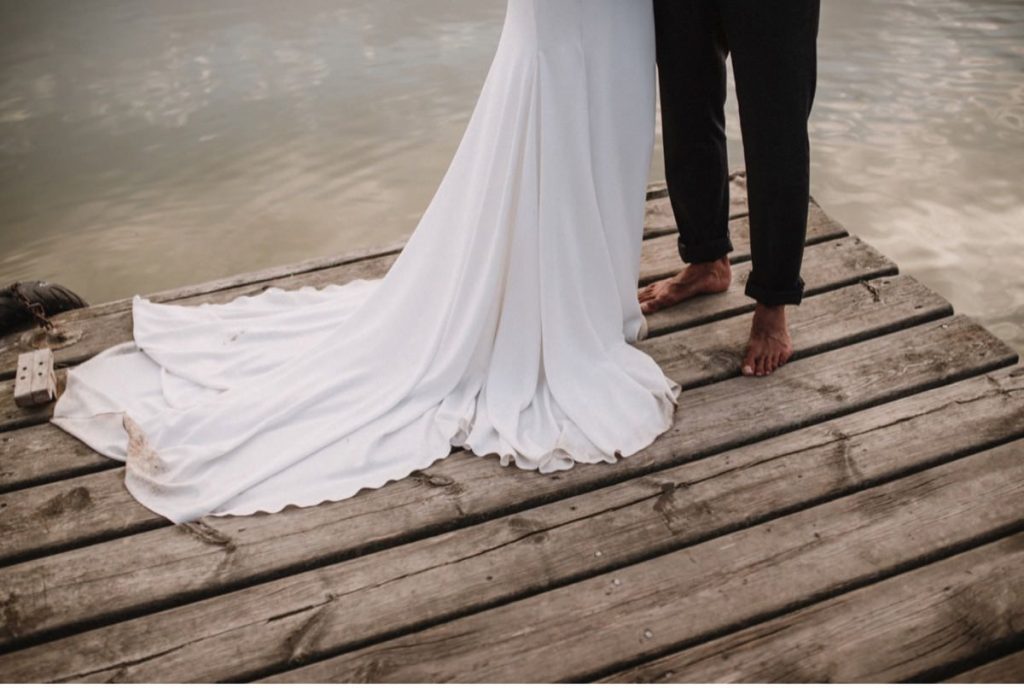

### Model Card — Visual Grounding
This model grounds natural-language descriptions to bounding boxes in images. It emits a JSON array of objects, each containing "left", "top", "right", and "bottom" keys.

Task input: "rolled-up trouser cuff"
[
  {"left": 679, "top": 235, "right": 734, "bottom": 265},
  {"left": 744, "top": 274, "right": 806, "bottom": 306}
]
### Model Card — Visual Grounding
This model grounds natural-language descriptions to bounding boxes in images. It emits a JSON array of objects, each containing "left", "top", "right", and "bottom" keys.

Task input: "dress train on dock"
[{"left": 50, "top": 0, "right": 681, "bottom": 524}]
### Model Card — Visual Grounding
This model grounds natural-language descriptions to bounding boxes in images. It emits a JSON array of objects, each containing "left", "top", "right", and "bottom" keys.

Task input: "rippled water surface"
[{"left": 1, "top": 0, "right": 1022, "bottom": 352}]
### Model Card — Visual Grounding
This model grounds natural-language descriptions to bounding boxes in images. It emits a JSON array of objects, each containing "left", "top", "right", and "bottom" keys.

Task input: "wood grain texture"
[
  {"left": 255, "top": 439, "right": 1024, "bottom": 684},
  {"left": 643, "top": 172, "right": 751, "bottom": 238},
  {"left": 4, "top": 366, "right": 1021, "bottom": 683},
  {"left": 601, "top": 530, "right": 1024, "bottom": 684},
  {"left": 0, "top": 422, "right": 110, "bottom": 494},
  {"left": 0, "top": 466, "right": 166, "bottom": 566},
  {"left": 0, "top": 199, "right": 831, "bottom": 381},
  {"left": 48, "top": 239, "right": 407, "bottom": 326},
  {"left": 644, "top": 235, "right": 894, "bottom": 337},
  {"left": 0, "top": 252, "right": 398, "bottom": 381},
  {"left": 0, "top": 274, "right": 946, "bottom": 567},
  {"left": 639, "top": 204, "right": 845, "bottom": 286},
  {"left": 0, "top": 233, "right": 884, "bottom": 495},
  {"left": 0, "top": 315, "right": 1015, "bottom": 653},
  {"left": 643, "top": 274, "right": 950, "bottom": 387}
]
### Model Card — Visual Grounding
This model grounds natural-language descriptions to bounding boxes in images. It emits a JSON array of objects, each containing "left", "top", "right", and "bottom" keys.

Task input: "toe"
[
  {"left": 741, "top": 351, "right": 756, "bottom": 376},
  {"left": 646, "top": 293, "right": 672, "bottom": 315}
]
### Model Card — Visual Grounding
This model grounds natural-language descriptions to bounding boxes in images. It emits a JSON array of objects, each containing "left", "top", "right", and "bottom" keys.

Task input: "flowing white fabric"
[{"left": 51, "top": 0, "right": 682, "bottom": 524}]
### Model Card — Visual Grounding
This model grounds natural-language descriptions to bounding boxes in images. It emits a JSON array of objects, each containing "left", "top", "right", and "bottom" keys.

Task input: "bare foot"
[
  {"left": 638, "top": 257, "right": 731, "bottom": 315},
  {"left": 741, "top": 303, "right": 794, "bottom": 377}
]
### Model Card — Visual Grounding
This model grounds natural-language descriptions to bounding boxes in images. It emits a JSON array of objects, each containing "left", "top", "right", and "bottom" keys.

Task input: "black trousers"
[{"left": 654, "top": 0, "right": 820, "bottom": 306}]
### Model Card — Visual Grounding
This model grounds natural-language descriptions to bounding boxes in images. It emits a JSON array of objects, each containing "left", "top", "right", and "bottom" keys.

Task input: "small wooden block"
[{"left": 13, "top": 348, "right": 57, "bottom": 408}]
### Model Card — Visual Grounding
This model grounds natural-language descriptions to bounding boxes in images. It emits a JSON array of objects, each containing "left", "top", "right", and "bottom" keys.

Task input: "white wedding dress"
[{"left": 51, "top": 0, "right": 681, "bottom": 524}]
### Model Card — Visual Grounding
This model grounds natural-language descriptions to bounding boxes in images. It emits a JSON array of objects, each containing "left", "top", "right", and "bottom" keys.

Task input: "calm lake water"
[{"left": 1, "top": 0, "right": 1022, "bottom": 352}]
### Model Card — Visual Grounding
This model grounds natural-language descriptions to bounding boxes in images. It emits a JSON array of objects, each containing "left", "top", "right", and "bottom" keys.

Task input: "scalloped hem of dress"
[{"left": 143, "top": 374, "right": 683, "bottom": 523}]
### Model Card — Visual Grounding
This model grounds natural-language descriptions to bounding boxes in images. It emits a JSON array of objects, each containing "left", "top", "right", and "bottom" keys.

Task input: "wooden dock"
[{"left": 1, "top": 175, "right": 1022, "bottom": 683}]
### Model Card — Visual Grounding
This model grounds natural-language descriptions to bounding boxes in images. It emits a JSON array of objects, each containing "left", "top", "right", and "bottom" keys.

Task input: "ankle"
[
  {"left": 753, "top": 302, "right": 788, "bottom": 326},
  {"left": 688, "top": 256, "right": 731, "bottom": 278}
]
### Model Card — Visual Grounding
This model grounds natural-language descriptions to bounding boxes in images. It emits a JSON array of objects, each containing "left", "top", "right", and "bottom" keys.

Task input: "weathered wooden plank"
[
  {"left": 253, "top": 439, "right": 1024, "bottom": 684},
  {"left": 0, "top": 233, "right": 884, "bottom": 489},
  {"left": 49, "top": 239, "right": 407, "bottom": 327},
  {"left": 643, "top": 181, "right": 751, "bottom": 239},
  {"left": 646, "top": 180, "right": 669, "bottom": 198},
  {"left": 639, "top": 203, "right": 846, "bottom": 286},
  {"left": 0, "top": 423, "right": 109, "bottom": 494},
  {"left": 644, "top": 275, "right": 949, "bottom": 385},
  {"left": 0, "top": 251, "right": 399, "bottom": 382},
  {"left": 645, "top": 171, "right": 747, "bottom": 217},
  {"left": 601, "top": 531, "right": 1024, "bottom": 684},
  {"left": 645, "top": 235, "right": 893, "bottom": 337},
  {"left": 0, "top": 274, "right": 946, "bottom": 565},
  {"left": 0, "top": 201, "right": 835, "bottom": 382},
  {"left": 945, "top": 649, "right": 1024, "bottom": 683},
  {"left": 0, "top": 467, "right": 167, "bottom": 566},
  {"left": 5, "top": 366, "right": 1021, "bottom": 683},
  {"left": 0, "top": 316, "right": 1014, "bottom": 653}
]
